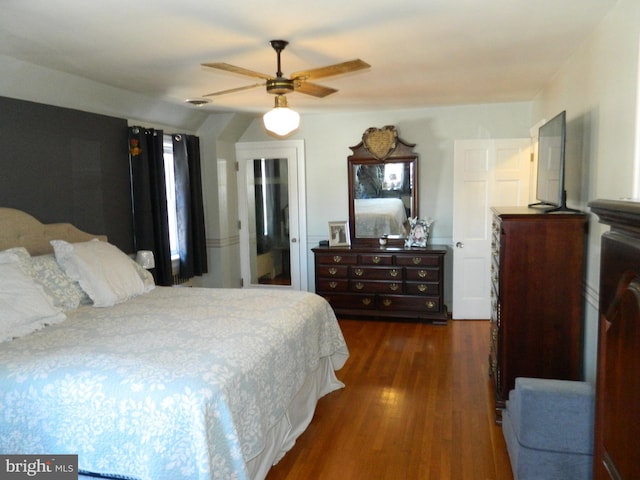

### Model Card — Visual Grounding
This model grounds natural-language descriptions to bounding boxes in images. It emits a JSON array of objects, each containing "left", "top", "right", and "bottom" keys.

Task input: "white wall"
[
  {"left": 0, "top": 54, "right": 209, "bottom": 132},
  {"left": 235, "top": 103, "right": 533, "bottom": 295},
  {"left": 532, "top": 0, "right": 640, "bottom": 382}
]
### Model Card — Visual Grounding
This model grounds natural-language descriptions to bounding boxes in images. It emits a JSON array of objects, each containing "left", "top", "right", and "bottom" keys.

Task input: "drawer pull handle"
[
  {"left": 390, "top": 269, "right": 399, "bottom": 278},
  {"left": 418, "top": 284, "right": 427, "bottom": 292},
  {"left": 419, "top": 270, "right": 427, "bottom": 278},
  {"left": 362, "top": 298, "right": 372, "bottom": 305},
  {"left": 328, "top": 267, "right": 337, "bottom": 275},
  {"left": 354, "top": 268, "right": 364, "bottom": 276},
  {"left": 355, "top": 282, "right": 364, "bottom": 290},
  {"left": 333, "top": 255, "right": 342, "bottom": 263},
  {"left": 383, "top": 299, "right": 392, "bottom": 306},
  {"left": 389, "top": 283, "right": 399, "bottom": 291},
  {"left": 425, "top": 300, "right": 436, "bottom": 309},
  {"left": 373, "top": 256, "right": 381, "bottom": 264},
  {"left": 412, "top": 257, "right": 422, "bottom": 264},
  {"left": 329, "top": 281, "right": 338, "bottom": 289}
]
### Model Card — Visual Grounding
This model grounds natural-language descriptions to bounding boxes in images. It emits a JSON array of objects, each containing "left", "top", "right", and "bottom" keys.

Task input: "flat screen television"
[{"left": 529, "top": 110, "right": 578, "bottom": 213}]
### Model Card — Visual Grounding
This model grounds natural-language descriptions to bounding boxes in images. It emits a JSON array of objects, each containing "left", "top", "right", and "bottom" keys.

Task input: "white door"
[
  {"left": 452, "top": 139, "right": 531, "bottom": 319},
  {"left": 235, "top": 140, "right": 307, "bottom": 290}
]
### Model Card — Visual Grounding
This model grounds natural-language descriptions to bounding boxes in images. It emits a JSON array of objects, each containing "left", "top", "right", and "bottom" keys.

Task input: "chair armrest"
[{"left": 506, "top": 377, "right": 594, "bottom": 454}]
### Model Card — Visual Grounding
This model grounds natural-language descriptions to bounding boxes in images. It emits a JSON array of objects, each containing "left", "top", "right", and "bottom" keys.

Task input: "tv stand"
[
  {"left": 528, "top": 190, "right": 582, "bottom": 214},
  {"left": 489, "top": 207, "right": 587, "bottom": 421},
  {"left": 528, "top": 201, "right": 556, "bottom": 209},
  {"left": 544, "top": 204, "right": 582, "bottom": 214}
]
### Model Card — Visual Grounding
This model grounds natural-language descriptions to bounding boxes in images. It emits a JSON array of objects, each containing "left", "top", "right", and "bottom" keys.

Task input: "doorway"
[
  {"left": 452, "top": 138, "right": 532, "bottom": 319},
  {"left": 235, "top": 140, "right": 307, "bottom": 290}
]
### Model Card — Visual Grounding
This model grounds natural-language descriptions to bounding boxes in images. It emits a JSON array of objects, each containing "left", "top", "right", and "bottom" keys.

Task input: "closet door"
[{"left": 236, "top": 140, "right": 307, "bottom": 290}]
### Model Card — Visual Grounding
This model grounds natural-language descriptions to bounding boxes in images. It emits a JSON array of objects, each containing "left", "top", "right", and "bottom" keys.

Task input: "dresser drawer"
[
  {"left": 378, "top": 294, "right": 441, "bottom": 312},
  {"left": 322, "top": 292, "right": 377, "bottom": 310},
  {"left": 315, "top": 253, "right": 358, "bottom": 265},
  {"left": 395, "top": 254, "right": 440, "bottom": 267},
  {"left": 316, "top": 265, "right": 349, "bottom": 278},
  {"left": 405, "top": 281, "right": 439, "bottom": 295},
  {"left": 359, "top": 254, "right": 393, "bottom": 265},
  {"left": 351, "top": 266, "right": 403, "bottom": 280},
  {"left": 317, "top": 278, "right": 349, "bottom": 292},
  {"left": 405, "top": 267, "right": 439, "bottom": 282},
  {"left": 351, "top": 280, "right": 403, "bottom": 294}
]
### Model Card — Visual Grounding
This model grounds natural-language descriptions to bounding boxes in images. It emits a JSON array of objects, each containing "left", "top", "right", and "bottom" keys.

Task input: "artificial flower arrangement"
[{"left": 405, "top": 217, "right": 434, "bottom": 247}]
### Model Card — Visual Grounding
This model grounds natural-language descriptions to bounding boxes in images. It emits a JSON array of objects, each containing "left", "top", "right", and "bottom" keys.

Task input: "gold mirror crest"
[{"left": 362, "top": 125, "right": 398, "bottom": 160}]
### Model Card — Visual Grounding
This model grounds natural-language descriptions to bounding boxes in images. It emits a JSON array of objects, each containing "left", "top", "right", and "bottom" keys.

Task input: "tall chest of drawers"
[
  {"left": 489, "top": 207, "right": 588, "bottom": 421},
  {"left": 312, "top": 245, "right": 449, "bottom": 324}
]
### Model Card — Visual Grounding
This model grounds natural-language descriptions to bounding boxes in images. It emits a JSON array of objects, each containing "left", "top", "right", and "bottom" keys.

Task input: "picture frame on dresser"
[
  {"left": 405, "top": 217, "right": 431, "bottom": 247},
  {"left": 328, "top": 221, "right": 350, "bottom": 247}
]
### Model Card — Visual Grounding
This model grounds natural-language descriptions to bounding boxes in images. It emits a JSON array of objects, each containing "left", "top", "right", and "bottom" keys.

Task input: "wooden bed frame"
[
  {"left": 0, "top": 207, "right": 106, "bottom": 255},
  {"left": 590, "top": 199, "right": 640, "bottom": 480}
]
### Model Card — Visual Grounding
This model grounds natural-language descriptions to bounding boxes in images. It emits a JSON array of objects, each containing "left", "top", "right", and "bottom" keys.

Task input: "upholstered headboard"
[{"left": 0, "top": 207, "right": 107, "bottom": 255}]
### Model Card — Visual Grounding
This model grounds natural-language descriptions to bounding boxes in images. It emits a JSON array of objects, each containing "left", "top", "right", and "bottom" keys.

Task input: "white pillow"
[
  {"left": 0, "top": 252, "right": 66, "bottom": 343},
  {"left": 51, "top": 239, "right": 146, "bottom": 308},
  {"left": 3, "top": 247, "right": 90, "bottom": 310}
]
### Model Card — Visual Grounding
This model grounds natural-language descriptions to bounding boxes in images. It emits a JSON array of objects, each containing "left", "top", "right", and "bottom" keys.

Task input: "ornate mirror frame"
[{"left": 347, "top": 126, "right": 419, "bottom": 247}]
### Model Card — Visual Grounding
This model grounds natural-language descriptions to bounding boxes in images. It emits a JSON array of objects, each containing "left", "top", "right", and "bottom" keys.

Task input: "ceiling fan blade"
[
  {"left": 202, "top": 62, "right": 273, "bottom": 80},
  {"left": 203, "top": 83, "right": 264, "bottom": 97},
  {"left": 291, "top": 59, "right": 370, "bottom": 81},
  {"left": 294, "top": 81, "right": 338, "bottom": 98}
]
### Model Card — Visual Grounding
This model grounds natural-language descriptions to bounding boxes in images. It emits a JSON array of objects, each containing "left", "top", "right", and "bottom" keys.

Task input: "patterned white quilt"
[
  {"left": 0, "top": 287, "right": 348, "bottom": 480},
  {"left": 355, "top": 197, "right": 408, "bottom": 236}
]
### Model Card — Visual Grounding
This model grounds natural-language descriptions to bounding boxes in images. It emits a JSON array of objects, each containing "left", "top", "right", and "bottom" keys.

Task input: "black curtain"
[
  {"left": 128, "top": 127, "right": 207, "bottom": 286},
  {"left": 128, "top": 126, "right": 173, "bottom": 285},
  {"left": 186, "top": 135, "right": 208, "bottom": 276},
  {"left": 172, "top": 134, "right": 208, "bottom": 278}
]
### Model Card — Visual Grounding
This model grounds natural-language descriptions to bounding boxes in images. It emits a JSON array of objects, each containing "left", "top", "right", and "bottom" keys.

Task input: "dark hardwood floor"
[{"left": 266, "top": 319, "right": 513, "bottom": 480}]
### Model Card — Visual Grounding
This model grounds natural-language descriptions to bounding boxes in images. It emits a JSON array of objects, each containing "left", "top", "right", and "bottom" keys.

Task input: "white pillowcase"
[
  {"left": 51, "top": 239, "right": 146, "bottom": 308},
  {"left": 0, "top": 251, "right": 66, "bottom": 343}
]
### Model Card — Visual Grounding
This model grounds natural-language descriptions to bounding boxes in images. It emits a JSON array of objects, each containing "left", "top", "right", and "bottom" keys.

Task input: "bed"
[
  {"left": 0, "top": 207, "right": 349, "bottom": 480},
  {"left": 354, "top": 197, "right": 408, "bottom": 237}
]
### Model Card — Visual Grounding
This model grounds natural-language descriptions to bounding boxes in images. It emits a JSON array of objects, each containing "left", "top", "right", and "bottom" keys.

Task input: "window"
[
  {"left": 383, "top": 163, "right": 405, "bottom": 190},
  {"left": 162, "top": 135, "right": 180, "bottom": 261}
]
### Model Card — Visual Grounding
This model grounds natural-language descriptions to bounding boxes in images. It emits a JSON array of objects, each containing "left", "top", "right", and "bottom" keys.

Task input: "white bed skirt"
[{"left": 246, "top": 354, "right": 345, "bottom": 479}]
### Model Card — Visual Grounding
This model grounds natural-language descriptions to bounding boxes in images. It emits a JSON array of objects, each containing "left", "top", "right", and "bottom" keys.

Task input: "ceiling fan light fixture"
[{"left": 263, "top": 95, "right": 300, "bottom": 136}]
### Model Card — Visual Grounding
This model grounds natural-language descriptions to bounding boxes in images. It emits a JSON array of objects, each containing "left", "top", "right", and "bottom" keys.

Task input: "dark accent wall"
[{"left": 0, "top": 96, "right": 133, "bottom": 252}]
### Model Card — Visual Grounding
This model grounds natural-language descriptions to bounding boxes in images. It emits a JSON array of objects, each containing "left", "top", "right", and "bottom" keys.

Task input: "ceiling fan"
[{"left": 201, "top": 40, "right": 370, "bottom": 99}]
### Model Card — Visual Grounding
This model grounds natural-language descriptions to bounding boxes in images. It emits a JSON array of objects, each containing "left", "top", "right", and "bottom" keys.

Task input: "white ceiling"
[{"left": 0, "top": 0, "right": 617, "bottom": 115}]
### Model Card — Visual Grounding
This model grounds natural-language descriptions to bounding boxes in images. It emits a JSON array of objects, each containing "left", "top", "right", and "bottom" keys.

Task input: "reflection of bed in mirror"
[{"left": 354, "top": 197, "right": 407, "bottom": 237}]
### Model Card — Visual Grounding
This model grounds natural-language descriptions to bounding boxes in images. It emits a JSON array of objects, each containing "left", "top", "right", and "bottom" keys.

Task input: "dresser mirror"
[{"left": 347, "top": 126, "right": 419, "bottom": 246}]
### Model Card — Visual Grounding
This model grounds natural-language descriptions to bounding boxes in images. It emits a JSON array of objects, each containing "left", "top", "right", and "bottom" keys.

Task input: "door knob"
[
  {"left": 291, "top": 238, "right": 297, "bottom": 243},
  {"left": 456, "top": 242, "right": 464, "bottom": 248}
]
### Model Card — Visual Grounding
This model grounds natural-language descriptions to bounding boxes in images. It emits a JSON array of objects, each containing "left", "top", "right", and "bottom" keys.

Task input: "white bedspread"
[
  {"left": 0, "top": 287, "right": 348, "bottom": 480},
  {"left": 355, "top": 197, "right": 407, "bottom": 236}
]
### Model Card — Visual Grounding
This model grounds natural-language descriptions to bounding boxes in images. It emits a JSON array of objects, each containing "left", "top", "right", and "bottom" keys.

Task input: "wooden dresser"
[
  {"left": 489, "top": 207, "right": 588, "bottom": 421},
  {"left": 590, "top": 199, "right": 640, "bottom": 480},
  {"left": 312, "top": 245, "right": 449, "bottom": 324}
]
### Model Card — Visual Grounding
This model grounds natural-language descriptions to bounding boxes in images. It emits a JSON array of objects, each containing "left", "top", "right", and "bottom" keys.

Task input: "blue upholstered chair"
[{"left": 501, "top": 377, "right": 595, "bottom": 480}]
